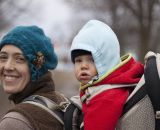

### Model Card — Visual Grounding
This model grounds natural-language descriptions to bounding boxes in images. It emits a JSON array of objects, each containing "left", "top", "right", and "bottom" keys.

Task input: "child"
[{"left": 70, "top": 20, "right": 144, "bottom": 130}]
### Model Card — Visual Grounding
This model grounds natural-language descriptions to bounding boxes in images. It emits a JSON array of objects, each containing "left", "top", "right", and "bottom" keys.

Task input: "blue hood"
[{"left": 70, "top": 20, "right": 121, "bottom": 78}]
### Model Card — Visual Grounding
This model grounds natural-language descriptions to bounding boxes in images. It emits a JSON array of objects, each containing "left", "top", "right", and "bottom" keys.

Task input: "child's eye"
[
  {"left": 75, "top": 58, "right": 81, "bottom": 63},
  {"left": 88, "top": 57, "right": 94, "bottom": 63}
]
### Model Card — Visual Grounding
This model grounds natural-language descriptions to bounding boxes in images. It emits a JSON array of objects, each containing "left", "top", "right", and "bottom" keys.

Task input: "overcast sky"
[
  {"left": 13, "top": 0, "right": 73, "bottom": 38},
  {"left": 10, "top": 0, "right": 74, "bottom": 70}
]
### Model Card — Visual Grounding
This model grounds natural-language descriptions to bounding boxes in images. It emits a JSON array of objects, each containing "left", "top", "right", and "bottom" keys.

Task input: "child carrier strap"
[
  {"left": 22, "top": 95, "right": 66, "bottom": 125},
  {"left": 116, "top": 69, "right": 155, "bottom": 129},
  {"left": 64, "top": 96, "right": 84, "bottom": 130},
  {"left": 121, "top": 76, "right": 147, "bottom": 115},
  {"left": 81, "top": 84, "right": 136, "bottom": 103},
  {"left": 144, "top": 51, "right": 160, "bottom": 130},
  {"left": 23, "top": 95, "right": 84, "bottom": 130}
]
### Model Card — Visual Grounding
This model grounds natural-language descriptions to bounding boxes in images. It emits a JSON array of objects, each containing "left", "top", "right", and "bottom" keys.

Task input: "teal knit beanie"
[{"left": 0, "top": 25, "right": 58, "bottom": 81}]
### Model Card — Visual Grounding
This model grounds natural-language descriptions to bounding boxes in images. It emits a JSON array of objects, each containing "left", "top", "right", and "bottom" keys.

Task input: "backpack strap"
[
  {"left": 81, "top": 84, "right": 136, "bottom": 103},
  {"left": 121, "top": 75, "right": 147, "bottom": 116},
  {"left": 64, "top": 96, "right": 84, "bottom": 130},
  {"left": 144, "top": 51, "right": 160, "bottom": 130},
  {"left": 23, "top": 95, "right": 65, "bottom": 125},
  {"left": 126, "top": 75, "right": 145, "bottom": 102}
]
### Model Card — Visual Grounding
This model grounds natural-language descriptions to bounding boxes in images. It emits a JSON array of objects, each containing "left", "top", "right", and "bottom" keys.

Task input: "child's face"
[{"left": 74, "top": 54, "right": 97, "bottom": 85}]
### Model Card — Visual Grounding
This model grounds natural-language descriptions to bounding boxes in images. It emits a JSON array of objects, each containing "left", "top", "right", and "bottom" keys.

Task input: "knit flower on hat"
[{"left": 33, "top": 51, "right": 45, "bottom": 69}]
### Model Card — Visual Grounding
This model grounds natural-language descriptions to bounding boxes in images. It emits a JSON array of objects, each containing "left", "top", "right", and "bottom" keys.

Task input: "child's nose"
[{"left": 81, "top": 61, "right": 88, "bottom": 69}]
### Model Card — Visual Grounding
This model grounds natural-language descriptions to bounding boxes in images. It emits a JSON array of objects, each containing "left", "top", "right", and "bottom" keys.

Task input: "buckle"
[{"left": 156, "top": 111, "right": 160, "bottom": 119}]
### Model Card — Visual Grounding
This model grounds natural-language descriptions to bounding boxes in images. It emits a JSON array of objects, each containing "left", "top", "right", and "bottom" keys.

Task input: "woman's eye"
[
  {"left": 16, "top": 57, "right": 26, "bottom": 63},
  {"left": 0, "top": 54, "right": 7, "bottom": 62}
]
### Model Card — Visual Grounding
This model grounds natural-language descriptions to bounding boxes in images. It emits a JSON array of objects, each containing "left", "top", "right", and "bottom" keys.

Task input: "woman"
[{"left": 0, "top": 25, "right": 66, "bottom": 130}]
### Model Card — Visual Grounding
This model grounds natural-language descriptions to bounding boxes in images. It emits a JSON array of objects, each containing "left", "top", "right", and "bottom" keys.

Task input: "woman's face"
[{"left": 0, "top": 45, "right": 30, "bottom": 94}]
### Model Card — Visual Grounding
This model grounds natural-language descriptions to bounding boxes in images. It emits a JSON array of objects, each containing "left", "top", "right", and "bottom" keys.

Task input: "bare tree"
[
  {"left": 0, "top": 0, "right": 10, "bottom": 30},
  {"left": 67, "top": 0, "right": 160, "bottom": 61},
  {"left": 120, "top": 0, "right": 160, "bottom": 60},
  {"left": 0, "top": 0, "right": 31, "bottom": 33}
]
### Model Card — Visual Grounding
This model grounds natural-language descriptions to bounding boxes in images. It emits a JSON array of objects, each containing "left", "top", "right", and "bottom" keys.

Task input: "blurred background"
[{"left": 0, "top": 0, "right": 160, "bottom": 117}]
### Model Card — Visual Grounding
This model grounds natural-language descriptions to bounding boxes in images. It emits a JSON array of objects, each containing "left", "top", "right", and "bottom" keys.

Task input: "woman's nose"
[{"left": 4, "top": 59, "right": 15, "bottom": 70}]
